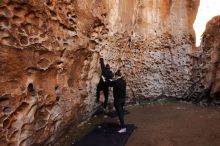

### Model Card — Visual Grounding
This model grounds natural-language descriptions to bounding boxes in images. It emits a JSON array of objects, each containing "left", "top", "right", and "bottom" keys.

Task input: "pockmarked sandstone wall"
[
  {"left": 200, "top": 16, "right": 220, "bottom": 99},
  {"left": 97, "top": 0, "right": 200, "bottom": 98},
  {"left": 0, "top": 0, "right": 101, "bottom": 145},
  {"left": 0, "top": 0, "right": 200, "bottom": 145}
]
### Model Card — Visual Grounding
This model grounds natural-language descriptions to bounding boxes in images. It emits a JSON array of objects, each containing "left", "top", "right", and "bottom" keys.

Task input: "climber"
[
  {"left": 96, "top": 57, "right": 113, "bottom": 110},
  {"left": 107, "top": 70, "right": 127, "bottom": 133}
]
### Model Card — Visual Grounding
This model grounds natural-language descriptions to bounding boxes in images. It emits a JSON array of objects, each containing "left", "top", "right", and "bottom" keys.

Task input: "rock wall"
[
  {"left": 0, "top": 0, "right": 200, "bottom": 145},
  {"left": 98, "top": 0, "right": 200, "bottom": 98},
  {"left": 0, "top": 0, "right": 101, "bottom": 145},
  {"left": 200, "top": 16, "right": 220, "bottom": 100}
]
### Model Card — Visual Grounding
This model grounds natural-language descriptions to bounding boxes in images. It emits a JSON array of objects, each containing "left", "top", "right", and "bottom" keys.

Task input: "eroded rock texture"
[
  {"left": 199, "top": 16, "right": 220, "bottom": 102},
  {"left": 0, "top": 0, "right": 200, "bottom": 145},
  {"left": 0, "top": 0, "right": 100, "bottom": 145},
  {"left": 98, "top": 0, "right": 200, "bottom": 98}
]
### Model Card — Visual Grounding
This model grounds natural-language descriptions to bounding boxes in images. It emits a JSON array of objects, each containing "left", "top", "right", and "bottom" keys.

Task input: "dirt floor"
[
  {"left": 54, "top": 102, "right": 220, "bottom": 146},
  {"left": 126, "top": 103, "right": 220, "bottom": 146}
]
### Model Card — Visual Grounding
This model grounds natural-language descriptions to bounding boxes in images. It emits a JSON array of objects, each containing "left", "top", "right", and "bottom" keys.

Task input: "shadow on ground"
[{"left": 54, "top": 102, "right": 220, "bottom": 146}]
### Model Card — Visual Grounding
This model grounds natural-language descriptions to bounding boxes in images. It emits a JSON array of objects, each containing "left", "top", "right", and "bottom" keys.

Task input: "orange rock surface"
[{"left": 0, "top": 0, "right": 201, "bottom": 145}]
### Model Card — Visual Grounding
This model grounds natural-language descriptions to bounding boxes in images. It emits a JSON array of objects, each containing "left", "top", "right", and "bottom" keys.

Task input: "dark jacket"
[
  {"left": 108, "top": 77, "right": 126, "bottom": 101},
  {"left": 100, "top": 58, "right": 113, "bottom": 81}
]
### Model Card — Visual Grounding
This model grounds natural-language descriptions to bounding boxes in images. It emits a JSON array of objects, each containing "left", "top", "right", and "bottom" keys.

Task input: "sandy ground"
[
  {"left": 55, "top": 103, "right": 220, "bottom": 146},
  {"left": 126, "top": 103, "right": 220, "bottom": 146}
]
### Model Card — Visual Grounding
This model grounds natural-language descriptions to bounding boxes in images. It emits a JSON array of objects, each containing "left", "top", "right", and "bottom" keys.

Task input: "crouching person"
[{"left": 107, "top": 70, "right": 126, "bottom": 133}]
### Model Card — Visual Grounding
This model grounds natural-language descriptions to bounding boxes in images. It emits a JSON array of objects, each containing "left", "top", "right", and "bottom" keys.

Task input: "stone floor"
[{"left": 55, "top": 102, "right": 220, "bottom": 146}]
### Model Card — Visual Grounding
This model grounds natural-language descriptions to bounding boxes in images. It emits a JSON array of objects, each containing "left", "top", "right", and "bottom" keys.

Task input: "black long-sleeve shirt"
[
  {"left": 100, "top": 58, "right": 113, "bottom": 81},
  {"left": 107, "top": 78, "right": 126, "bottom": 101}
]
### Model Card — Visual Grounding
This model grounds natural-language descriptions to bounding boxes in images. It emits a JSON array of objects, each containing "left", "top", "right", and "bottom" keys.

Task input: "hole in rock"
[
  {"left": 27, "top": 83, "right": 36, "bottom": 96},
  {"left": 3, "top": 118, "right": 10, "bottom": 128},
  {"left": 16, "top": 102, "right": 29, "bottom": 113},
  {"left": 20, "top": 36, "right": 28, "bottom": 45},
  {"left": 3, "top": 107, "right": 11, "bottom": 113},
  {"left": 12, "top": 16, "right": 23, "bottom": 22},
  {"left": 55, "top": 85, "right": 59, "bottom": 90},
  {"left": 13, "top": 7, "right": 23, "bottom": 12},
  {"left": 46, "top": 0, "right": 52, "bottom": 5},
  {"left": 66, "top": 12, "right": 71, "bottom": 17},
  {"left": 28, "top": 83, "right": 34, "bottom": 92},
  {"left": 0, "top": 96, "right": 9, "bottom": 103},
  {"left": 50, "top": 10, "right": 57, "bottom": 17},
  {"left": 56, "top": 96, "right": 60, "bottom": 101}
]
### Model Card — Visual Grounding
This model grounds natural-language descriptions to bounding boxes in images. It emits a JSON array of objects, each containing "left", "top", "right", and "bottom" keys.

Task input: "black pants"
[
  {"left": 96, "top": 81, "right": 109, "bottom": 109},
  {"left": 114, "top": 100, "right": 125, "bottom": 128}
]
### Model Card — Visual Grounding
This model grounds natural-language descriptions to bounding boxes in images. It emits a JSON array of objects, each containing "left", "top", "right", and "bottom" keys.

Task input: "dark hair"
[
  {"left": 106, "top": 64, "right": 110, "bottom": 69},
  {"left": 115, "top": 70, "right": 122, "bottom": 76}
]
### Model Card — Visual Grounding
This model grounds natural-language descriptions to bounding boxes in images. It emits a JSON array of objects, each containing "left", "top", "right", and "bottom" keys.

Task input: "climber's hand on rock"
[{"left": 100, "top": 57, "right": 104, "bottom": 63}]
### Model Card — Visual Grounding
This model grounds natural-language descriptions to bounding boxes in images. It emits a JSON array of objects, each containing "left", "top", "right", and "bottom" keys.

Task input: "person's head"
[
  {"left": 106, "top": 64, "right": 110, "bottom": 69},
  {"left": 115, "top": 69, "right": 122, "bottom": 77}
]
